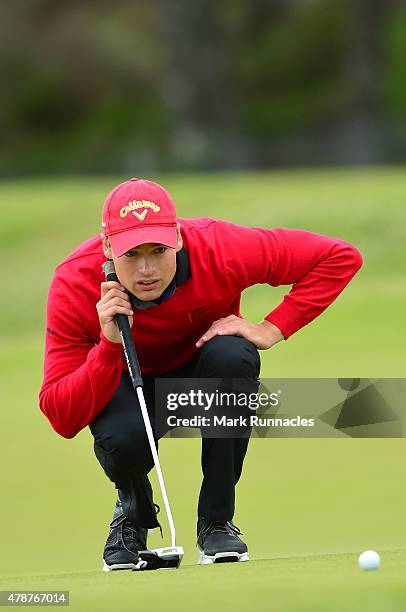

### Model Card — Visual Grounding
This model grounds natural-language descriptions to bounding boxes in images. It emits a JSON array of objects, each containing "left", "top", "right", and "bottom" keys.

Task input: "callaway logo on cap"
[{"left": 102, "top": 178, "right": 178, "bottom": 257}]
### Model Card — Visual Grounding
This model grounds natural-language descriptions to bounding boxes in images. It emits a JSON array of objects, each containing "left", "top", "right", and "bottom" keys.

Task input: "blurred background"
[
  {"left": 1, "top": 1, "right": 406, "bottom": 609},
  {"left": 1, "top": 0, "right": 406, "bottom": 175}
]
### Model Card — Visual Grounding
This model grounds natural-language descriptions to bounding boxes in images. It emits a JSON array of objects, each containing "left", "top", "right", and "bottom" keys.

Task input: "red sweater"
[{"left": 39, "top": 218, "right": 363, "bottom": 439}]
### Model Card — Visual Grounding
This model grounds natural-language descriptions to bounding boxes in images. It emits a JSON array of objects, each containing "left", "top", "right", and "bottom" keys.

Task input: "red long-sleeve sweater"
[{"left": 39, "top": 218, "right": 363, "bottom": 439}]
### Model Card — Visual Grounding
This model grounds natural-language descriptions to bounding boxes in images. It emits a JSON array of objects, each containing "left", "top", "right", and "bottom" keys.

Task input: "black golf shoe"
[
  {"left": 102, "top": 497, "right": 148, "bottom": 571},
  {"left": 197, "top": 518, "right": 250, "bottom": 564}
]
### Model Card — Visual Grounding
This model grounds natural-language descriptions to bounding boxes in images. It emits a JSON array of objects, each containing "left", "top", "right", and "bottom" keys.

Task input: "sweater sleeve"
[
  {"left": 38, "top": 275, "right": 123, "bottom": 439},
  {"left": 220, "top": 222, "right": 363, "bottom": 340}
]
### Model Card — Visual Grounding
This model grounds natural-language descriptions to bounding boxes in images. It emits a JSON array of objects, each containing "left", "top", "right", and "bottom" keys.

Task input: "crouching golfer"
[{"left": 39, "top": 178, "right": 362, "bottom": 570}]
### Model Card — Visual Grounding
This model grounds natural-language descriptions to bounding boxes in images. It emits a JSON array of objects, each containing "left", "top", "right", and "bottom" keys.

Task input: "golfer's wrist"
[
  {"left": 98, "top": 331, "right": 123, "bottom": 359},
  {"left": 258, "top": 320, "right": 284, "bottom": 346}
]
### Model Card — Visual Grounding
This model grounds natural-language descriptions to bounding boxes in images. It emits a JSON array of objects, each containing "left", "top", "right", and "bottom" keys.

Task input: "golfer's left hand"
[{"left": 195, "top": 316, "right": 284, "bottom": 350}]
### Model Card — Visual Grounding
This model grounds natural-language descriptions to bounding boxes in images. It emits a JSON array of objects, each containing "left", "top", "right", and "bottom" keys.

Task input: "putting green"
[
  {"left": 1, "top": 169, "right": 405, "bottom": 610},
  {"left": 1, "top": 551, "right": 406, "bottom": 612}
]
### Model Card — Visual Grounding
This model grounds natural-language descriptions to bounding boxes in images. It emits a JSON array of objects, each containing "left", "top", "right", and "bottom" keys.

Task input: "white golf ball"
[{"left": 358, "top": 550, "right": 380, "bottom": 571}]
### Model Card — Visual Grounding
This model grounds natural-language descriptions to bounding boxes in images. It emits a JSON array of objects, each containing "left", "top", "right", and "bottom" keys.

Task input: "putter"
[{"left": 103, "top": 260, "right": 184, "bottom": 570}]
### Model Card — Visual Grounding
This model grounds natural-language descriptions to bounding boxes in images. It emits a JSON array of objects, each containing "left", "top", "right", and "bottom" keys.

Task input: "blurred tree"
[
  {"left": 334, "top": 0, "right": 392, "bottom": 164},
  {"left": 0, "top": 0, "right": 167, "bottom": 173},
  {"left": 152, "top": 0, "right": 257, "bottom": 168},
  {"left": 0, "top": 0, "right": 405, "bottom": 174}
]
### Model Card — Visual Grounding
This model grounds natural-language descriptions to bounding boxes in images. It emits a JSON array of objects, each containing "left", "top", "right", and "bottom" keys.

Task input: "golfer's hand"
[
  {"left": 195, "top": 316, "right": 284, "bottom": 350},
  {"left": 97, "top": 281, "right": 134, "bottom": 344}
]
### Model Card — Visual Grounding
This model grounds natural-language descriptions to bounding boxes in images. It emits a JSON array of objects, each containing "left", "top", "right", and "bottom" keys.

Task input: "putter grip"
[{"left": 102, "top": 260, "right": 143, "bottom": 388}]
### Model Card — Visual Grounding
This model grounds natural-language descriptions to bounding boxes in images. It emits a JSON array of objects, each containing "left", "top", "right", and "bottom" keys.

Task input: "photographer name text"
[{"left": 166, "top": 415, "right": 315, "bottom": 428}]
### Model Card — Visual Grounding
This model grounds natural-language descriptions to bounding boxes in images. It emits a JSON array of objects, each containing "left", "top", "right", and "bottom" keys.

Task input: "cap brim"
[{"left": 109, "top": 226, "right": 178, "bottom": 257}]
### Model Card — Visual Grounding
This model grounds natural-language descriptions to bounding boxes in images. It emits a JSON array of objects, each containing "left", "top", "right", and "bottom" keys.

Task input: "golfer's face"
[{"left": 116, "top": 243, "right": 177, "bottom": 301}]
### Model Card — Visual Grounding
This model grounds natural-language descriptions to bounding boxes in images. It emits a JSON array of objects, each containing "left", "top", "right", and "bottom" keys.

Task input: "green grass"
[
  {"left": 1, "top": 168, "right": 405, "bottom": 611},
  {"left": 2, "top": 551, "right": 406, "bottom": 612}
]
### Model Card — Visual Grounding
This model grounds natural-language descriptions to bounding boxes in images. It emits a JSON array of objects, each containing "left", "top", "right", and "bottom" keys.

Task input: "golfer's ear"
[
  {"left": 175, "top": 223, "right": 183, "bottom": 252},
  {"left": 101, "top": 233, "right": 113, "bottom": 258}
]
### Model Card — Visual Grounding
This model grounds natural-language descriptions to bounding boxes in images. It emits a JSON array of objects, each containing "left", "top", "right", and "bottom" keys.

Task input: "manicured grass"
[
  {"left": 1, "top": 551, "right": 406, "bottom": 612},
  {"left": 1, "top": 169, "right": 405, "bottom": 610}
]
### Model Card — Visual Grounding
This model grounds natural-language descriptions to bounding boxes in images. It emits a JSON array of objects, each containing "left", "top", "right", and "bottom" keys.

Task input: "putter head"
[{"left": 138, "top": 546, "right": 184, "bottom": 570}]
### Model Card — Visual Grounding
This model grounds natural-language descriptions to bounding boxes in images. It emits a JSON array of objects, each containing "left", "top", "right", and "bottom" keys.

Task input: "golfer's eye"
[
  {"left": 154, "top": 247, "right": 167, "bottom": 254},
  {"left": 124, "top": 250, "right": 138, "bottom": 257}
]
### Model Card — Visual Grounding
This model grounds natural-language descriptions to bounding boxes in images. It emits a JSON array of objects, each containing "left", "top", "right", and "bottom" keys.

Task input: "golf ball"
[{"left": 358, "top": 550, "right": 380, "bottom": 571}]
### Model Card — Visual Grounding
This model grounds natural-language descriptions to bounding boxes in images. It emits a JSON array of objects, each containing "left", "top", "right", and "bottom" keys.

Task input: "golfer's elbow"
[
  {"left": 53, "top": 422, "right": 78, "bottom": 440},
  {"left": 39, "top": 389, "right": 79, "bottom": 439},
  {"left": 335, "top": 241, "right": 363, "bottom": 279},
  {"left": 350, "top": 245, "right": 363, "bottom": 273}
]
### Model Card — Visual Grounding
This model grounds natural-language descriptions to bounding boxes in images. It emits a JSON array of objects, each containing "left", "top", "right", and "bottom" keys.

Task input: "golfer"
[{"left": 39, "top": 178, "right": 363, "bottom": 570}]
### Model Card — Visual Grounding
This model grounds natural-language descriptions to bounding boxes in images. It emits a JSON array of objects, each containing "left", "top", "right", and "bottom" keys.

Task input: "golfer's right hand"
[{"left": 97, "top": 281, "right": 134, "bottom": 344}]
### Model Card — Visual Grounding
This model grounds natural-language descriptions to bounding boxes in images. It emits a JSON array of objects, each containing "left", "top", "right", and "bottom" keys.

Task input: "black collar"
[{"left": 173, "top": 247, "right": 191, "bottom": 286}]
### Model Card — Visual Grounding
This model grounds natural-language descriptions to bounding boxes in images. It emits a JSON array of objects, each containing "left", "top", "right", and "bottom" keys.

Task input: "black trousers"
[{"left": 89, "top": 335, "right": 260, "bottom": 529}]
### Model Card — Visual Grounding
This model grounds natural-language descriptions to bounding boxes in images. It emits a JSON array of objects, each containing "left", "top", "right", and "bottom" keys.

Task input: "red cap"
[{"left": 102, "top": 178, "right": 178, "bottom": 257}]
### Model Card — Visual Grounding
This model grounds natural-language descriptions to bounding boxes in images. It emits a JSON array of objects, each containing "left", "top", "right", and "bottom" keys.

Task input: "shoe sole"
[
  {"left": 198, "top": 550, "right": 250, "bottom": 565},
  {"left": 103, "top": 559, "right": 148, "bottom": 572}
]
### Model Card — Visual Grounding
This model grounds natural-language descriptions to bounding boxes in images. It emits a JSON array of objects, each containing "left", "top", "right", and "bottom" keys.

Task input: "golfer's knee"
[
  {"left": 201, "top": 335, "right": 260, "bottom": 377},
  {"left": 94, "top": 429, "right": 154, "bottom": 474}
]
